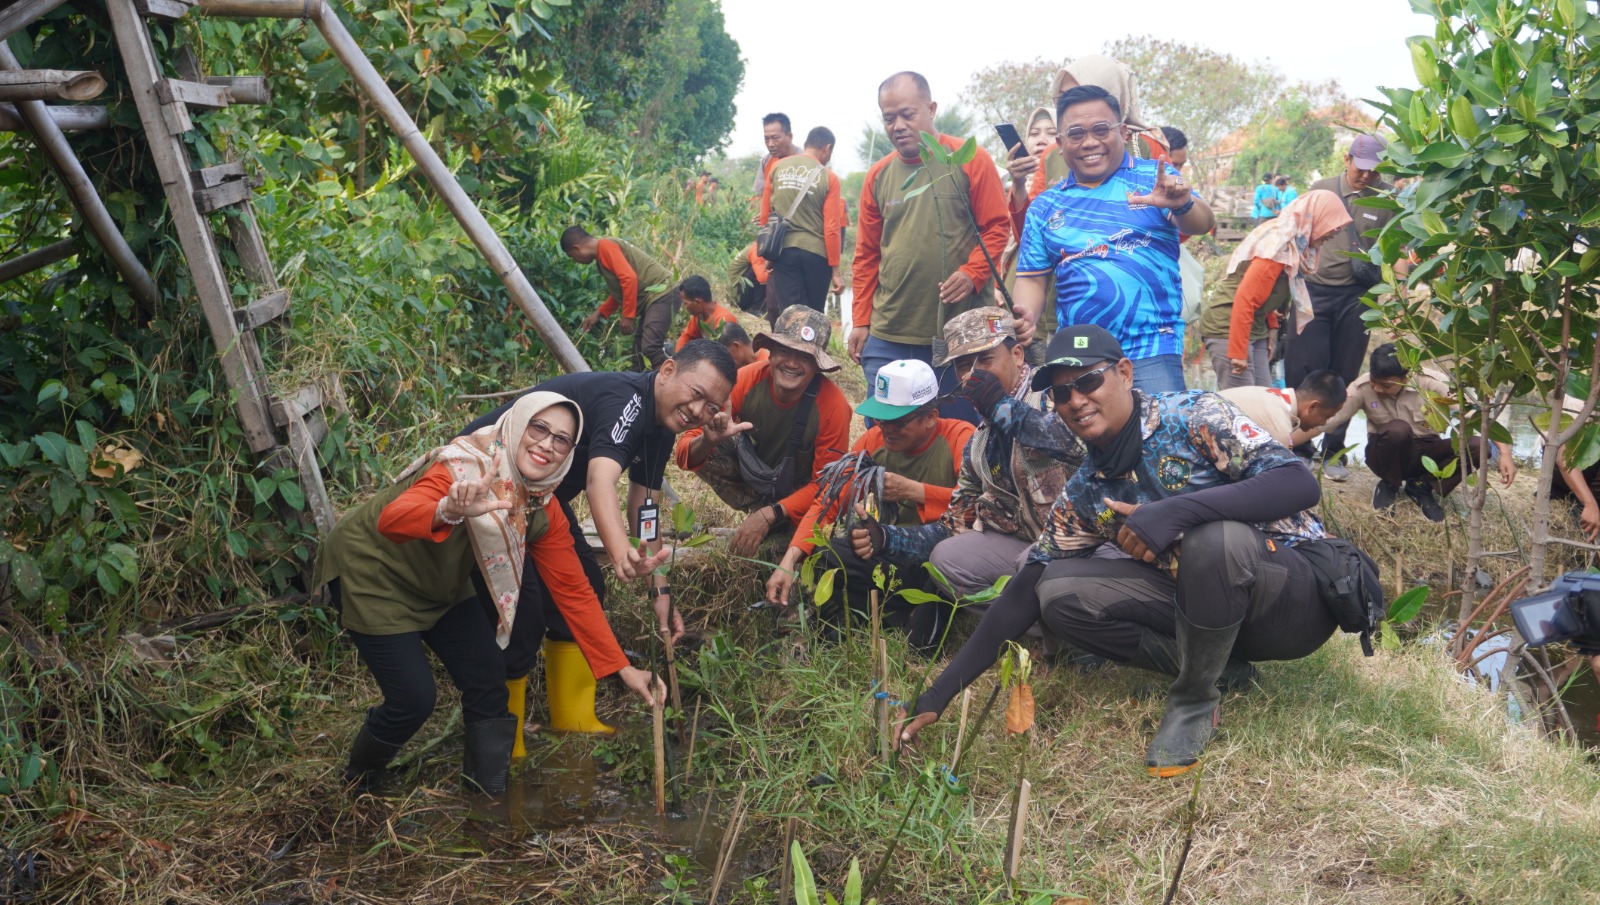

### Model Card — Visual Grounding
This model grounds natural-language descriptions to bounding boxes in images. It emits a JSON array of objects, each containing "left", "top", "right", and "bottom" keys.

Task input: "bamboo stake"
[
  {"left": 707, "top": 782, "right": 748, "bottom": 905},
  {"left": 876, "top": 638, "right": 890, "bottom": 760},
  {"left": 0, "top": 236, "right": 77, "bottom": 283},
  {"left": 869, "top": 589, "right": 880, "bottom": 671},
  {"left": 0, "top": 43, "right": 157, "bottom": 307},
  {"left": 0, "top": 0, "right": 70, "bottom": 44},
  {"left": 683, "top": 698, "right": 701, "bottom": 783},
  {"left": 662, "top": 630, "right": 684, "bottom": 740},
  {"left": 778, "top": 815, "right": 798, "bottom": 905},
  {"left": 1003, "top": 778, "right": 1031, "bottom": 883},
  {"left": 950, "top": 688, "right": 972, "bottom": 770},
  {"left": 652, "top": 679, "right": 667, "bottom": 817}
]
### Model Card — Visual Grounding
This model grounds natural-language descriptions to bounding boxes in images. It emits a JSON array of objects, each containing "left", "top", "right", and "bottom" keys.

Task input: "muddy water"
[{"left": 456, "top": 727, "right": 763, "bottom": 893}]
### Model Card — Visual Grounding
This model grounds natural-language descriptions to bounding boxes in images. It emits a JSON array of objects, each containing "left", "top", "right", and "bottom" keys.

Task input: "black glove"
[
  {"left": 854, "top": 513, "right": 886, "bottom": 558},
  {"left": 957, "top": 368, "right": 1008, "bottom": 422}
]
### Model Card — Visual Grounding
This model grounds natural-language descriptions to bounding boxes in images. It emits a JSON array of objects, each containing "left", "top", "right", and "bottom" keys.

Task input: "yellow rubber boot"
[
  {"left": 505, "top": 676, "right": 528, "bottom": 759},
  {"left": 542, "top": 639, "right": 615, "bottom": 734}
]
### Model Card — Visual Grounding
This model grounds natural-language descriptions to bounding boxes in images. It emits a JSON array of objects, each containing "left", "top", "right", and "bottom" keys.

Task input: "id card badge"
[{"left": 636, "top": 497, "right": 659, "bottom": 543}]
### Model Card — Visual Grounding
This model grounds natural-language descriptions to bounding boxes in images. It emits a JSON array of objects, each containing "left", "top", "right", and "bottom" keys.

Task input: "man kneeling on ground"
[
  {"left": 765, "top": 360, "right": 975, "bottom": 650},
  {"left": 849, "top": 308, "right": 1083, "bottom": 602},
  {"left": 675, "top": 306, "right": 852, "bottom": 556},
  {"left": 1312, "top": 343, "right": 1515, "bottom": 521},
  {"left": 899, "top": 325, "right": 1339, "bottom": 777}
]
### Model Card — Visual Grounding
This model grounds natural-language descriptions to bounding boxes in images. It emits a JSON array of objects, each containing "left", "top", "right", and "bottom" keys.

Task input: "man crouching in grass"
[{"left": 898, "top": 325, "right": 1341, "bottom": 777}]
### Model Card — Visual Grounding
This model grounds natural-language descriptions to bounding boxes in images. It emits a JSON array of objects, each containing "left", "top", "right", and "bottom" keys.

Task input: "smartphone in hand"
[{"left": 993, "top": 122, "right": 1025, "bottom": 159}]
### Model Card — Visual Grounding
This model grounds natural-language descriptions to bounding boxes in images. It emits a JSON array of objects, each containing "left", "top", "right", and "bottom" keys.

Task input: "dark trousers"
[
  {"left": 813, "top": 539, "right": 954, "bottom": 653},
  {"left": 1552, "top": 461, "right": 1600, "bottom": 504},
  {"left": 482, "top": 495, "right": 608, "bottom": 680},
  {"left": 1036, "top": 521, "right": 1335, "bottom": 663},
  {"left": 632, "top": 292, "right": 680, "bottom": 371},
  {"left": 1287, "top": 281, "right": 1371, "bottom": 461},
  {"left": 765, "top": 246, "right": 831, "bottom": 323},
  {"left": 334, "top": 580, "right": 510, "bottom": 746},
  {"left": 1366, "top": 420, "right": 1483, "bottom": 496}
]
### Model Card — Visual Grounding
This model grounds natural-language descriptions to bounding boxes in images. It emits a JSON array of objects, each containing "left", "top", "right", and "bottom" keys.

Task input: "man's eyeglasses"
[
  {"left": 1046, "top": 363, "right": 1117, "bottom": 404},
  {"left": 1062, "top": 122, "right": 1120, "bottom": 145},
  {"left": 526, "top": 419, "right": 575, "bottom": 454}
]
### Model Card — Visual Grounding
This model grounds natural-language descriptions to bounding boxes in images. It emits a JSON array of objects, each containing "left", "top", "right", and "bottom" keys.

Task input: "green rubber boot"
[
  {"left": 1126, "top": 626, "right": 1258, "bottom": 692},
  {"left": 1145, "top": 614, "right": 1242, "bottom": 779}
]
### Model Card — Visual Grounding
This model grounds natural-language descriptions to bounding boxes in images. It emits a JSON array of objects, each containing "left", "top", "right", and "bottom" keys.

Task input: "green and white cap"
[{"left": 857, "top": 359, "right": 940, "bottom": 421}]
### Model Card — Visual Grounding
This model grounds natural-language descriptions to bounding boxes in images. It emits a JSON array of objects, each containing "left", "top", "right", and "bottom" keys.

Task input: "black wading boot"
[
  {"left": 461, "top": 715, "right": 518, "bottom": 795},
  {"left": 1126, "top": 626, "right": 1258, "bottom": 692},
  {"left": 1145, "top": 614, "right": 1243, "bottom": 778},
  {"left": 344, "top": 718, "right": 402, "bottom": 794}
]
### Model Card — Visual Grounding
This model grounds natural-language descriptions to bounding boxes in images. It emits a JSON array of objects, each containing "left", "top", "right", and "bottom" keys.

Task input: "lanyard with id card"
[{"left": 636, "top": 497, "right": 659, "bottom": 543}]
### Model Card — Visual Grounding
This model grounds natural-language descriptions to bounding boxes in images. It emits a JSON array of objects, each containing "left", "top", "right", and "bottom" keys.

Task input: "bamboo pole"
[
  {"left": 708, "top": 787, "right": 749, "bottom": 905},
  {"left": 662, "top": 630, "right": 683, "bottom": 738},
  {"left": 0, "top": 103, "right": 110, "bottom": 132},
  {"left": 1003, "top": 778, "right": 1031, "bottom": 883},
  {"left": 778, "top": 815, "right": 798, "bottom": 905},
  {"left": 201, "top": 0, "right": 586, "bottom": 373},
  {"left": 950, "top": 687, "right": 971, "bottom": 770},
  {"left": 683, "top": 697, "right": 701, "bottom": 782},
  {"left": 0, "top": 43, "right": 158, "bottom": 307},
  {"left": 876, "top": 638, "right": 890, "bottom": 760},
  {"left": 0, "top": 70, "right": 107, "bottom": 102},
  {"left": 0, "top": 0, "right": 71, "bottom": 43},
  {"left": 0, "top": 236, "right": 77, "bottom": 283}
]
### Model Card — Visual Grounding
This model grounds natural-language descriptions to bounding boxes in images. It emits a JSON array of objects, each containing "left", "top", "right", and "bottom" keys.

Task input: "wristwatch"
[
  {"left": 768, "top": 503, "right": 786, "bottom": 525},
  {"left": 654, "top": 583, "right": 673, "bottom": 599}
]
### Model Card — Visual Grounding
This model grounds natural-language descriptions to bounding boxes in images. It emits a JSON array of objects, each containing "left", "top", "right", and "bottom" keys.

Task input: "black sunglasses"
[{"left": 1046, "top": 363, "right": 1116, "bottom": 404}]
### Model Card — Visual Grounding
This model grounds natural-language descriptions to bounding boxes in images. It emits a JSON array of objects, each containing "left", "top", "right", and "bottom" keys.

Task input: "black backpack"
[{"left": 1296, "top": 536, "right": 1386, "bottom": 655}]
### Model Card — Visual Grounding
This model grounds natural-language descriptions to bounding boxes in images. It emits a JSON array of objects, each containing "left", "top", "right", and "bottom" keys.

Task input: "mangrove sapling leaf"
[
  {"left": 1381, "top": 621, "right": 1402, "bottom": 651},
  {"left": 1387, "top": 585, "right": 1431, "bottom": 624},
  {"left": 918, "top": 131, "right": 945, "bottom": 164},
  {"left": 1565, "top": 422, "right": 1600, "bottom": 471},
  {"left": 952, "top": 136, "right": 978, "bottom": 166},
  {"left": 964, "top": 574, "right": 1010, "bottom": 604},
  {"left": 899, "top": 171, "right": 920, "bottom": 191},
  {"left": 815, "top": 568, "right": 839, "bottom": 605},
  {"left": 791, "top": 841, "right": 821, "bottom": 905},
  {"left": 1422, "top": 454, "right": 1460, "bottom": 480},
  {"left": 895, "top": 589, "right": 944, "bottom": 606},
  {"left": 902, "top": 184, "right": 933, "bottom": 201}
]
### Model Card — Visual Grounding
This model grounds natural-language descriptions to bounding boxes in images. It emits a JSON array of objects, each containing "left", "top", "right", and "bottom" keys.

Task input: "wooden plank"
[
  {"left": 107, "top": 0, "right": 277, "bottom": 453},
  {"left": 0, "top": 236, "right": 77, "bottom": 282},
  {"left": 134, "top": 0, "right": 197, "bottom": 18},
  {"left": 0, "top": 70, "right": 107, "bottom": 102},
  {"left": 206, "top": 76, "right": 269, "bottom": 105},
  {"left": 193, "top": 177, "right": 250, "bottom": 213},
  {"left": 0, "top": 0, "right": 71, "bottom": 43},
  {"left": 0, "top": 103, "right": 109, "bottom": 131},
  {"left": 283, "top": 410, "right": 335, "bottom": 535},
  {"left": 234, "top": 288, "right": 290, "bottom": 330},
  {"left": 270, "top": 382, "right": 324, "bottom": 428},
  {"left": 190, "top": 160, "right": 245, "bottom": 189},
  {"left": 197, "top": 0, "right": 316, "bottom": 17},
  {"left": 155, "top": 78, "right": 231, "bottom": 109}
]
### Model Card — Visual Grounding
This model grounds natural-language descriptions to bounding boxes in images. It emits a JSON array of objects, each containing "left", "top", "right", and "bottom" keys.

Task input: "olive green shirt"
[
  {"left": 601, "top": 237, "right": 675, "bottom": 313},
  {"left": 1303, "top": 174, "right": 1396, "bottom": 287},
  {"left": 876, "top": 434, "right": 958, "bottom": 526},
  {"left": 768, "top": 153, "right": 831, "bottom": 260},
  {"left": 313, "top": 469, "right": 550, "bottom": 635},
  {"left": 1199, "top": 266, "right": 1290, "bottom": 341},
  {"left": 867, "top": 156, "right": 986, "bottom": 344}
]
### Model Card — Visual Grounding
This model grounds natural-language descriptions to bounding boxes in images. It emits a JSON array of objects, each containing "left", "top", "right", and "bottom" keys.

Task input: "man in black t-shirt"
[{"left": 460, "top": 342, "right": 737, "bottom": 690}]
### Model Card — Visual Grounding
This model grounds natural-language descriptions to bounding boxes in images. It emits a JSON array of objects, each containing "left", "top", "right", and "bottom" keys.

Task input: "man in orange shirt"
[
  {"left": 568, "top": 226, "right": 678, "bottom": 370},
  {"left": 765, "top": 359, "right": 976, "bottom": 651},
  {"left": 676, "top": 306, "right": 852, "bottom": 557},
  {"left": 674, "top": 275, "right": 740, "bottom": 351},
  {"left": 752, "top": 112, "right": 800, "bottom": 201},
  {"left": 729, "top": 241, "right": 771, "bottom": 315},
  {"left": 760, "top": 126, "right": 847, "bottom": 319},
  {"left": 851, "top": 71, "right": 1010, "bottom": 426}
]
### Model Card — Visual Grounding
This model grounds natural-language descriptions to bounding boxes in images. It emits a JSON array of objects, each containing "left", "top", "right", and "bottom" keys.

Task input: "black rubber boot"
[
  {"left": 1145, "top": 614, "right": 1242, "bottom": 778},
  {"left": 1125, "top": 626, "right": 1258, "bottom": 691},
  {"left": 461, "top": 715, "right": 517, "bottom": 795},
  {"left": 344, "top": 718, "right": 402, "bottom": 794}
]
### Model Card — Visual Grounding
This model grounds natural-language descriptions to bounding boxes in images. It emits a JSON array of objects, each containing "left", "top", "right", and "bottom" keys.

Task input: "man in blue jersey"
[{"left": 1013, "top": 85, "right": 1216, "bottom": 394}]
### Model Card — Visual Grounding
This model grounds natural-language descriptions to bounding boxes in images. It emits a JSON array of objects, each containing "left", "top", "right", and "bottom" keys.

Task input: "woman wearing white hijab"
[{"left": 313, "top": 392, "right": 661, "bottom": 794}]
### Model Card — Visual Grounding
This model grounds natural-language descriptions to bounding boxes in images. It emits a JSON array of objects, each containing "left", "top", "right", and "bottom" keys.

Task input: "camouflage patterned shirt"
[{"left": 1029, "top": 390, "right": 1325, "bottom": 571}]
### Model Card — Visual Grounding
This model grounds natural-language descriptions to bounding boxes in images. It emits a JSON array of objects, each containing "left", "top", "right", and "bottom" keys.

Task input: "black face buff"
[{"left": 1086, "top": 391, "right": 1143, "bottom": 478}]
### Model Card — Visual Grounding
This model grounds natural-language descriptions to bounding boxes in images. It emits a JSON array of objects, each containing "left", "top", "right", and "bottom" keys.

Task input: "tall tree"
[
  {"left": 961, "top": 57, "right": 1066, "bottom": 158},
  {"left": 1103, "top": 36, "right": 1279, "bottom": 185},
  {"left": 1229, "top": 83, "right": 1355, "bottom": 185}
]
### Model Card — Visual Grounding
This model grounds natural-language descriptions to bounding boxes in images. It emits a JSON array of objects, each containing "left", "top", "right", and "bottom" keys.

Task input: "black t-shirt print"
[{"left": 458, "top": 371, "right": 674, "bottom": 504}]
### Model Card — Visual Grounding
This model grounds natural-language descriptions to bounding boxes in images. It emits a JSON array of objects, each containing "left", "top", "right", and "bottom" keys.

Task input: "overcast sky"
[{"left": 720, "top": 0, "right": 1436, "bottom": 173}]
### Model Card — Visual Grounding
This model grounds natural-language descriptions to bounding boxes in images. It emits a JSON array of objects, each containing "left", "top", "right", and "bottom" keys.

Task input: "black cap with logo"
[{"left": 1029, "top": 324, "right": 1128, "bottom": 391}]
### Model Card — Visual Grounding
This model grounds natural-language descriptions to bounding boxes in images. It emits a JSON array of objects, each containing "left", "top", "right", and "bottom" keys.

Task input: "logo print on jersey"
[
  {"left": 611, "top": 393, "right": 643, "bottom": 444},
  {"left": 1157, "top": 455, "right": 1191, "bottom": 490}
]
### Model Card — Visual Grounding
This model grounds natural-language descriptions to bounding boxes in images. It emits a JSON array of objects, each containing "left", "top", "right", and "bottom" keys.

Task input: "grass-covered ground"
[{"left": 9, "top": 309, "right": 1600, "bottom": 904}]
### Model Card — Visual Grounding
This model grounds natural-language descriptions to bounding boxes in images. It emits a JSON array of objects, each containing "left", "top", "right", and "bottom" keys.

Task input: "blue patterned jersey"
[
  {"left": 1017, "top": 153, "right": 1187, "bottom": 360},
  {"left": 1029, "top": 390, "right": 1325, "bottom": 571}
]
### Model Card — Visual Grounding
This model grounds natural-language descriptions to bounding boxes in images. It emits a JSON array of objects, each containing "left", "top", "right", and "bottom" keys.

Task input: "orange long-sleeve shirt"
[
  {"left": 852, "top": 134, "right": 1011, "bottom": 336},
  {"left": 593, "top": 239, "right": 639, "bottom": 319},
  {"left": 1228, "top": 258, "right": 1287, "bottom": 361},
  {"left": 789, "top": 418, "right": 975, "bottom": 554},
  {"left": 377, "top": 462, "right": 630, "bottom": 679},
  {"left": 675, "top": 303, "right": 740, "bottom": 351}
]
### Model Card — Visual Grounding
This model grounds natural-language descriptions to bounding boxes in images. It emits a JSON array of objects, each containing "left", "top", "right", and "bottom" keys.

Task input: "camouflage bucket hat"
[
  {"left": 937, "top": 307, "right": 1016, "bottom": 366},
  {"left": 753, "top": 305, "right": 840, "bottom": 373}
]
